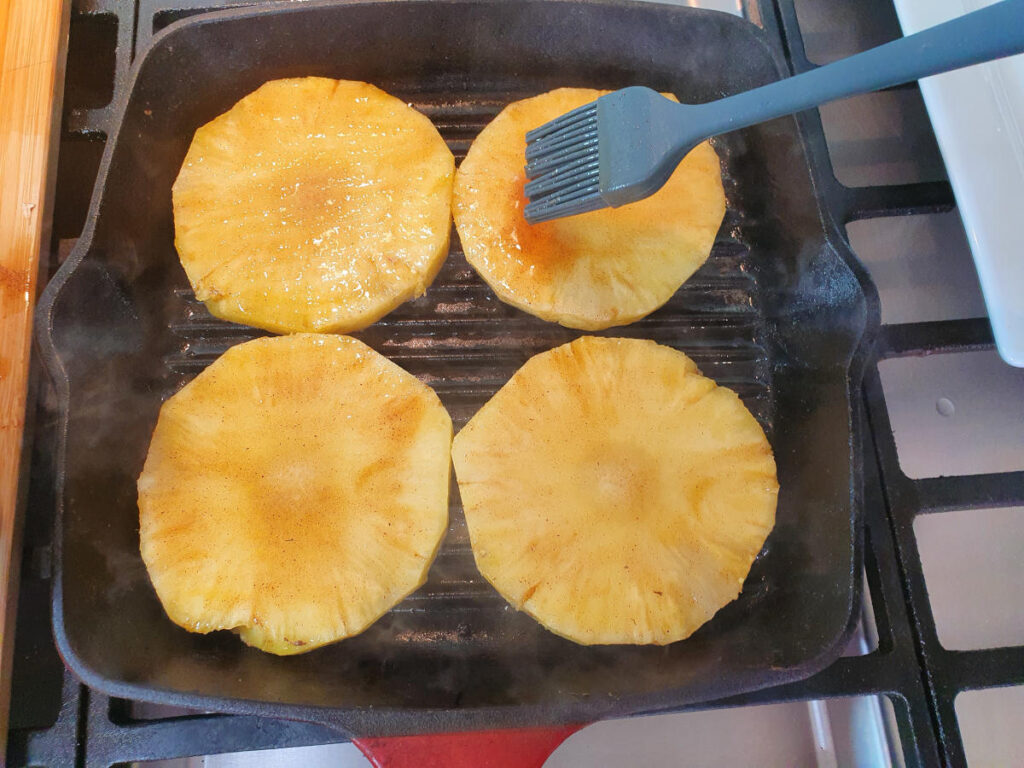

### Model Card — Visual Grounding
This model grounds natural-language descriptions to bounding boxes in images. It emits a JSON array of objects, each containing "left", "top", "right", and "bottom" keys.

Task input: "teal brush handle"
[{"left": 688, "top": 0, "right": 1024, "bottom": 139}]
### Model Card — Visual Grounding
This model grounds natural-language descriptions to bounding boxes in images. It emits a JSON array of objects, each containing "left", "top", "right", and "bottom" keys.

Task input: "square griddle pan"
[{"left": 36, "top": 0, "right": 879, "bottom": 736}]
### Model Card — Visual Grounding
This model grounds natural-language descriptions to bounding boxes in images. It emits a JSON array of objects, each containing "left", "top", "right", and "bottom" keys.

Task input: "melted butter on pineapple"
[
  {"left": 454, "top": 88, "right": 726, "bottom": 330},
  {"left": 173, "top": 78, "right": 454, "bottom": 334}
]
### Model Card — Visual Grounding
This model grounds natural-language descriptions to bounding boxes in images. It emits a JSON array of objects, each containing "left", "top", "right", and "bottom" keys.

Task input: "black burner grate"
[
  {"left": 771, "top": 2, "right": 1024, "bottom": 766},
  {"left": 9, "top": 1, "right": 1022, "bottom": 766}
]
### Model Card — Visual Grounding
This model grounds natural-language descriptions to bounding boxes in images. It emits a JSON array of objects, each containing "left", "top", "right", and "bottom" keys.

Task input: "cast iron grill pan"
[{"left": 37, "top": 0, "right": 872, "bottom": 736}]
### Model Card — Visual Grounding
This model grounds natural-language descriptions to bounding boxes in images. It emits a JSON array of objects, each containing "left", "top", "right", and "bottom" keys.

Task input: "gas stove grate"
[
  {"left": 8, "top": 0, "right": 1022, "bottom": 766},
  {"left": 771, "top": 1, "right": 1024, "bottom": 766}
]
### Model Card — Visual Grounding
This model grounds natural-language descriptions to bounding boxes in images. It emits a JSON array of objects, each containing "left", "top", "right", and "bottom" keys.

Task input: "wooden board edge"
[{"left": 0, "top": 0, "right": 71, "bottom": 760}]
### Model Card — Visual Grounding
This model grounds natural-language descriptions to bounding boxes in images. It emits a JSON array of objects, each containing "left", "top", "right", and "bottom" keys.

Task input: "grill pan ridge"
[{"left": 36, "top": 0, "right": 876, "bottom": 736}]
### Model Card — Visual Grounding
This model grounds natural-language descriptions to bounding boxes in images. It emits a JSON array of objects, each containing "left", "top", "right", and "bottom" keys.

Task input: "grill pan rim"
[{"left": 36, "top": 0, "right": 878, "bottom": 734}]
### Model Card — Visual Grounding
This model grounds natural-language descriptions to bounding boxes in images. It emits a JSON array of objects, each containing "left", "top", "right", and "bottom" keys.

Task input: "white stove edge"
[{"left": 890, "top": 0, "right": 1024, "bottom": 367}]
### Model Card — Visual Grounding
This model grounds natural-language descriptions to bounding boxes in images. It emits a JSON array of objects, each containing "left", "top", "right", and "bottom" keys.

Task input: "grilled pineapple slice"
[
  {"left": 452, "top": 336, "right": 777, "bottom": 645},
  {"left": 173, "top": 77, "right": 454, "bottom": 334},
  {"left": 453, "top": 88, "right": 726, "bottom": 330},
  {"left": 138, "top": 334, "right": 452, "bottom": 655}
]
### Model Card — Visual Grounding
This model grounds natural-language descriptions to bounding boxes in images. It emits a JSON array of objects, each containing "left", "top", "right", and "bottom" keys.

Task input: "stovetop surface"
[{"left": 8, "top": 1, "right": 1024, "bottom": 766}]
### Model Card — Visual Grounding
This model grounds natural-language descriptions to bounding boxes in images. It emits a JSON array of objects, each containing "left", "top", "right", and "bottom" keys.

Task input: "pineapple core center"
[{"left": 581, "top": 443, "right": 657, "bottom": 518}]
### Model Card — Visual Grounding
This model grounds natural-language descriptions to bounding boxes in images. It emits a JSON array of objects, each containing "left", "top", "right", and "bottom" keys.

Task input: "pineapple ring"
[
  {"left": 138, "top": 334, "right": 452, "bottom": 655},
  {"left": 452, "top": 336, "right": 777, "bottom": 646},
  {"left": 453, "top": 88, "right": 727, "bottom": 331},
  {"left": 172, "top": 77, "right": 455, "bottom": 334}
]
